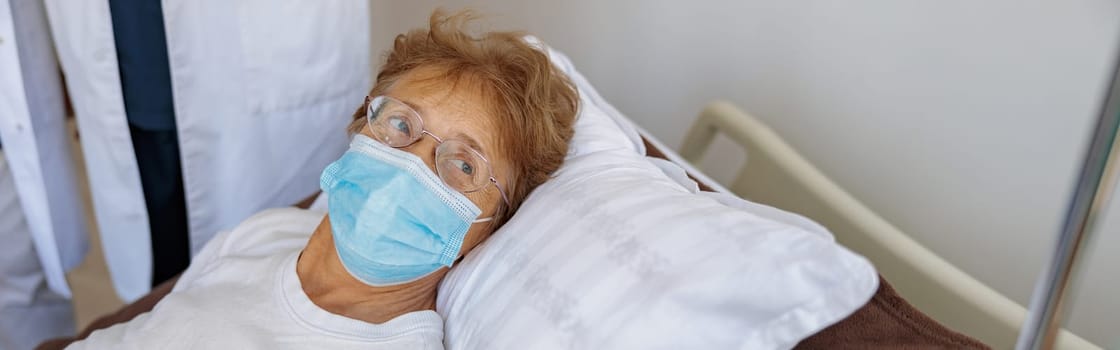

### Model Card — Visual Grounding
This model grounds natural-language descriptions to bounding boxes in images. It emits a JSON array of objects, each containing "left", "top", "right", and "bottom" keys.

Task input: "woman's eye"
[
  {"left": 388, "top": 116, "right": 410, "bottom": 134},
  {"left": 452, "top": 159, "right": 474, "bottom": 175}
]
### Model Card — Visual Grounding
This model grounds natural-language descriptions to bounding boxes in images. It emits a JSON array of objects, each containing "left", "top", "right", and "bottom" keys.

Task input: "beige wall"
[{"left": 369, "top": 1, "right": 1120, "bottom": 346}]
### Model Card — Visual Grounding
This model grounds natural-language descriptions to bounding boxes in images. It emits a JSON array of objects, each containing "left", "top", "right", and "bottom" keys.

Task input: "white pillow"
[{"left": 436, "top": 41, "right": 879, "bottom": 349}]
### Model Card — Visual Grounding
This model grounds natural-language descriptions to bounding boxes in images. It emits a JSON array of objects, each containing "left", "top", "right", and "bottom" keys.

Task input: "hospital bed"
[
  {"left": 38, "top": 40, "right": 1104, "bottom": 348},
  {"left": 43, "top": 103, "right": 1097, "bottom": 349}
]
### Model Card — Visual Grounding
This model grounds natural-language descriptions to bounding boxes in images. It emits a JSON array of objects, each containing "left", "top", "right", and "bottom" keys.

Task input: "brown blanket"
[{"left": 796, "top": 275, "right": 989, "bottom": 349}]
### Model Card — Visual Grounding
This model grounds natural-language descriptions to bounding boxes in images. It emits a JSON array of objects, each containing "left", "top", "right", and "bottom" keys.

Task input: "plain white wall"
[{"left": 369, "top": 1, "right": 1120, "bottom": 346}]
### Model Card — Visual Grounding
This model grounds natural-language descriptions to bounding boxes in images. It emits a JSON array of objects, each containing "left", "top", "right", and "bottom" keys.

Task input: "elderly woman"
[{"left": 66, "top": 11, "right": 577, "bottom": 349}]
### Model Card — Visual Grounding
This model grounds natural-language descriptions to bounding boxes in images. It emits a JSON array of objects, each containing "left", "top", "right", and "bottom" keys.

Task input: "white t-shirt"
[{"left": 70, "top": 208, "right": 444, "bottom": 349}]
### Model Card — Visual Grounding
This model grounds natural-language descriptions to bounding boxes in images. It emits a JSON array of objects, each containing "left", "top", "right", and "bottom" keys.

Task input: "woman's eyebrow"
[
  {"left": 396, "top": 97, "right": 425, "bottom": 116},
  {"left": 453, "top": 132, "right": 488, "bottom": 158}
]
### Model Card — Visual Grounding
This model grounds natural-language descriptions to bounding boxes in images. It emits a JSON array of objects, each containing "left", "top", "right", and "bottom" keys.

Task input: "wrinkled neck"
[{"left": 296, "top": 215, "right": 447, "bottom": 324}]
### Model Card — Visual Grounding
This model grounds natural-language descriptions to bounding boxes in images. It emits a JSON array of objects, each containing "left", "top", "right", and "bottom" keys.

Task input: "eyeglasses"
[{"left": 365, "top": 95, "right": 510, "bottom": 205}]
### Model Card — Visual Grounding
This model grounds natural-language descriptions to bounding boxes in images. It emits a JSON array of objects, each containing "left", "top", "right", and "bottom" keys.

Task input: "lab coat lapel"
[
  {"left": 0, "top": 0, "right": 88, "bottom": 298},
  {"left": 44, "top": 0, "right": 152, "bottom": 302}
]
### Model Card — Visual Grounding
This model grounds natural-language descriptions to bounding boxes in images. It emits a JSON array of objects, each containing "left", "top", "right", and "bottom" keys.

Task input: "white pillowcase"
[{"left": 435, "top": 40, "right": 878, "bottom": 349}]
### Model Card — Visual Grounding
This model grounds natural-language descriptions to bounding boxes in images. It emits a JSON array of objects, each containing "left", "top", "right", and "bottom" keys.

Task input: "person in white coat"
[
  {"left": 43, "top": 0, "right": 371, "bottom": 302},
  {"left": 0, "top": 0, "right": 89, "bottom": 348}
]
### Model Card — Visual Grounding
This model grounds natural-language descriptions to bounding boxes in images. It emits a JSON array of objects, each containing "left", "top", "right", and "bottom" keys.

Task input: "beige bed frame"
[{"left": 667, "top": 101, "right": 1099, "bottom": 349}]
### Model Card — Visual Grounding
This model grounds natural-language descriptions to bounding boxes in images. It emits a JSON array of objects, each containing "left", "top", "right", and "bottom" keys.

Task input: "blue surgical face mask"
[{"left": 319, "top": 134, "right": 486, "bottom": 286}]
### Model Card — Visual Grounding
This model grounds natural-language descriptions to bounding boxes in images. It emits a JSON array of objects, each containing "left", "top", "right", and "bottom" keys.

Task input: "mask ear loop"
[
  {"left": 470, "top": 177, "right": 508, "bottom": 224},
  {"left": 472, "top": 194, "right": 510, "bottom": 224},
  {"left": 460, "top": 200, "right": 505, "bottom": 264}
]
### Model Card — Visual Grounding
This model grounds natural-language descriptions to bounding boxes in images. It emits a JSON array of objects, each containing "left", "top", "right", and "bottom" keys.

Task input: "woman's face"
[{"left": 359, "top": 67, "right": 511, "bottom": 260}]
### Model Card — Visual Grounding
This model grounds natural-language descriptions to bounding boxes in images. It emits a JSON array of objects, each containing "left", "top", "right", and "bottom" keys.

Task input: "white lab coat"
[
  {"left": 43, "top": 0, "right": 370, "bottom": 301},
  {"left": 0, "top": 0, "right": 88, "bottom": 299}
]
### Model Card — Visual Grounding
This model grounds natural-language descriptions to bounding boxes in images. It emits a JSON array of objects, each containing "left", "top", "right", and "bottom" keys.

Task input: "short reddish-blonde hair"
[{"left": 348, "top": 10, "right": 579, "bottom": 227}]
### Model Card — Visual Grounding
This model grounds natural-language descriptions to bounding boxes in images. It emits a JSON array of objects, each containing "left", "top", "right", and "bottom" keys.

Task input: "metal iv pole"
[{"left": 1016, "top": 46, "right": 1120, "bottom": 350}]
